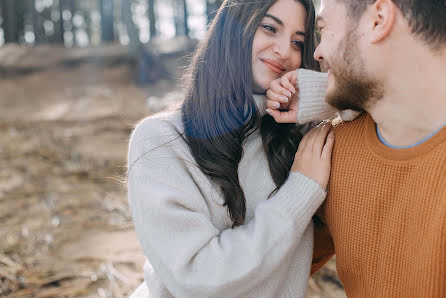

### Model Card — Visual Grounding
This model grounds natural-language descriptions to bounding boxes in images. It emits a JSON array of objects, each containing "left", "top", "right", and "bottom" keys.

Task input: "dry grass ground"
[{"left": 0, "top": 44, "right": 344, "bottom": 297}]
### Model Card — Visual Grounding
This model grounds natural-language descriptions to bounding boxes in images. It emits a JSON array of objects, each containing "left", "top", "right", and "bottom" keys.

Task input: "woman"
[{"left": 127, "top": 0, "right": 334, "bottom": 297}]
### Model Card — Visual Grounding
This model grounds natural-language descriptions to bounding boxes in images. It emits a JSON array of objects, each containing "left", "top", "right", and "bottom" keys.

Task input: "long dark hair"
[{"left": 182, "top": 0, "right": 320, "bottom": 227}]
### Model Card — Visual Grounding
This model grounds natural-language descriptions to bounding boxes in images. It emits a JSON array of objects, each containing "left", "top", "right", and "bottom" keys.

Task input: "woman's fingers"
[
  {"left": 266, "top": 99, "right": 280, "bottom": 109},
  {"left": 291, "top": 122, "right": 335, "bottom": 190},
  {"left": 296, "top": 128, "right": 310, "bottom": 155},
  {"left": 312, "top": 123, "right": 333, "bottom": 155},
  {"left": 322, "top": 131, "right": 335, "bottom": 160},
  {"left": 266, "top": 89, "right": 289, "bottom": 104},
  {"left": 265, "top": 108, "right": 297, "bottom": 123},
  {"left": 281, "top": 72, "right": 297, "bottom": 95}
]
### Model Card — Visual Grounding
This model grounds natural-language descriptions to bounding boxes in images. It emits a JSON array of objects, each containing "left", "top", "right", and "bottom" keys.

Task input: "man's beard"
[{"left": 326, "top": 28, "right": 383, "bottom": 112}]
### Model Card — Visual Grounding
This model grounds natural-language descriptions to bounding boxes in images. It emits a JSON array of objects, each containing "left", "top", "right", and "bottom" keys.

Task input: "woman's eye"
[
  {"left": 262, "top": 24, "right": 276, "bottom": 33},
  {"left": 292, "top": 41, "right": 304, "bottom": 51}
]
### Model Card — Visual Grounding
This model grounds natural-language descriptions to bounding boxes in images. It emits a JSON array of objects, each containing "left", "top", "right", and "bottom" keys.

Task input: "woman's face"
[{"left": 252, "top": 0, "right": 307, "bottom": 93}]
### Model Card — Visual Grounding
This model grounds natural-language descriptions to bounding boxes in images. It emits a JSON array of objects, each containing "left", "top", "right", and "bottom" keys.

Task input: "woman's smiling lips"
[{"left": 260, "top": 58, "right": 286, "bottom": 74}]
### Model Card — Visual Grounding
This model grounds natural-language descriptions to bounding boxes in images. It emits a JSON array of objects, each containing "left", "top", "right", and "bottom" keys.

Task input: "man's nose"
[{"left": 314, "top": 44, "right": 324, "bottom": 62}]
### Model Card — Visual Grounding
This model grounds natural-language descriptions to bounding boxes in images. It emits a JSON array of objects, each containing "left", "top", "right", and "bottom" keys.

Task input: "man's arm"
[{"left": 311, "top": 204, "right": 335, "bottom": 275}]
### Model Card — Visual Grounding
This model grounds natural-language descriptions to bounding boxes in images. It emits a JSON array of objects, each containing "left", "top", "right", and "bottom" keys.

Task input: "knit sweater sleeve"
[
  {"left": 127, "top": 116, "right": 326, "bottom": 298},
  {"left": 296, "top": 69, "right": 361, "bottom": 124}
]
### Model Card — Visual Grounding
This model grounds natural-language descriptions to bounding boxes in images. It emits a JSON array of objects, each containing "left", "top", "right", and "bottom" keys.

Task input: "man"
[
  {"left": 267, "top": 0, "right": 446, "bottom": 296},
  {"left": 313, "top": 0, "right": 446, "bottom": 296}
]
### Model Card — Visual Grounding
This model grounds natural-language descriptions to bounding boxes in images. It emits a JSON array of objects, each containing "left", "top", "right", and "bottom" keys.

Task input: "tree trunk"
[
  {"left": 2, "top": 0, "right": 18, "bottom": 43},
  {"left": 174, "top": 0, "right": 181, "bottom": 36},
  {"left": 122, "top": 0, "right": 167, "bottom": 85},
  {"left": 148, "top": 0, "right": 156, "bottom": 38},
  {"left": 100, "top": 0, "right": 114, "bottom": 42},
  {"left": 70, "top": 0, "right": 76, "bottom": 46},
  {"left": 15, "top": 0, "right": 25, "bottom": 42},
  {"left": 182, "top": 0, "right": 189, "bottom": 37},
  {"left": 174, "top": 0, "right": 189, "bottom": 37},
  {"left": 30, "top": 0, "right": 41, "bottom": 44},
  {"left": 56, "top": 0, "right": 65, "bottom": 44}
]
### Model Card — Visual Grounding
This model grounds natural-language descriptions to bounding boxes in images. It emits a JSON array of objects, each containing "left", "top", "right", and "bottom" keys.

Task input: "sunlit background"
[{"left": 0, "top": 0, "right": 209, "bottom": 48}]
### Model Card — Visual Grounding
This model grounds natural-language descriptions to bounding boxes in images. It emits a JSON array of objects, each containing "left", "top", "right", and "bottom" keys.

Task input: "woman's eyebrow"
[
  {"left": 264, "top": 14, "right": 283, "bottom": 26},
  {"left": 264, "top": 14, "right": 306, "bottom": 37}
]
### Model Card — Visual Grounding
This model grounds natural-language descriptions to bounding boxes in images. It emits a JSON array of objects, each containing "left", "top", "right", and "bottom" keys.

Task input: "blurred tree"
[
  {"left": 148, "top": 0, "right": 156, "bottom": 38},
  {"left": 16, "top": 0, "right": 25, "bottom": 43},
  {"left": 2, "top": 0, "right": 19, "bottom": 43},
  {"left": 122, "top": 0, "right": 168, "bottom": 84},
  {"left": 30, "top": 0, "right": 45, "bottom": 44},
  {"left": 58, "top": 0, "right": 65, "bottom": 43},
  {"left": 182, "top": 0, "right": 189, "bottom": 37},
  {"left": 206, "top": 0, "right": 223, "bottom": 24},
  {"left": 70, "top": 0, "right": 77, "bottom": 46},
  {"left": 52, "top": 0, "right": 64, "bottom": 43},
  {"left": 174, "top": 0, "right": 189, "bottom": 37},
  {"left": 100, "top": 0, "right": 114, "bottom": 42}
]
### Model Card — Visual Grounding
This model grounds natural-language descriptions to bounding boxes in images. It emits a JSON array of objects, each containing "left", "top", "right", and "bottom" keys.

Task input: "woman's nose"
[{"left": 273, "top": 40, "right": 291, "bottom": 59}]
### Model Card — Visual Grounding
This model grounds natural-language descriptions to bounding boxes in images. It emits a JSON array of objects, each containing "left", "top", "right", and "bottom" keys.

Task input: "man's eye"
[{"left": 262, "top": 24, "right": 276, "bottom": 33}]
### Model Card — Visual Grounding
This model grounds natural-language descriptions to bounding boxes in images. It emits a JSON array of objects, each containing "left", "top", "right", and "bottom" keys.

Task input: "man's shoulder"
[{"left": 333, "top": 112, "right": 369, "bottom": 136}]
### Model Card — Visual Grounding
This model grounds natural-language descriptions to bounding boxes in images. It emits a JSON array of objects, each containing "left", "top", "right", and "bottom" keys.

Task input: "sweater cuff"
[
  {"left": 338, "top": 109, "right": 362, "bottom": 122},
  {"left": 271, "top": 171, "right": 326, "bottom": 222},
  {"left": 296, "top": 69, "right": 337, "bottom": 124}
]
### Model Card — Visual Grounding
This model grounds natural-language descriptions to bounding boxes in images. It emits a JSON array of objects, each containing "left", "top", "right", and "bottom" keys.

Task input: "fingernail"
[
  {"left": 283, "top": 91, "right": 292, "bottom": 97},
  {"left": 266, "top": 108, "right": 271, "bottom": 114},
  {"left": 279, "top": 96, "right": 288, "bottom": 102},
  {"left": 273, "top": 101, "right": 281, "bottom": 108},
  {"left": 290, "top": 89, "right": 295, "bottom": 95}
]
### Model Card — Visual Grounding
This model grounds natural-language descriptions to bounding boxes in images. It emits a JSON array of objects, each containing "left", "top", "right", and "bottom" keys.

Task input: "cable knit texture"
[
  {"left": 312, "top": 113, "right": 446, "bottom": 297},
  {"left": 127, "top": 92, "right": 327, "bottom": 297},
  {"left": 296, "top": 69, "right": 360, "bottom": 123}
]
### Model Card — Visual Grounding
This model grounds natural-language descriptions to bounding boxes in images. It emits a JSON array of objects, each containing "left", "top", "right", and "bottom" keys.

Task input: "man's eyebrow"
[{"left": 264, "top": 14, "right": 306, "bottom": 37}]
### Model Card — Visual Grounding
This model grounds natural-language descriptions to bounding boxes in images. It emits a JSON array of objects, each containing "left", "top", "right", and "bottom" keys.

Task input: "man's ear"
[{"left": 368, "top": 0, "right": 397, "bottom": 43}]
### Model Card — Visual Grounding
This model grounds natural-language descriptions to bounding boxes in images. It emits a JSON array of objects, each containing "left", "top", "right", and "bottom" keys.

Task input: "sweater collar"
[
  {"left": 253, "top": 94, "right": 267, "bottom": 116},
  {"left": 364, "top": 113, "right": 446, "bottom": 161}
]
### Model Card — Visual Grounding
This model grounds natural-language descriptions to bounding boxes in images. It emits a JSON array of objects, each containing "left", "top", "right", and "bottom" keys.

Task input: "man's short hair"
[{"left": 339, "top": 0, "right": 446, "bottom": 48}]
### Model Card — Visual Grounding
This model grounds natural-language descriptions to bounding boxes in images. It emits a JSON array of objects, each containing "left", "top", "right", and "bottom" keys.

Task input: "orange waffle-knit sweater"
[{"left": 312, "top": 113, "right": 446, "bottom": 297}]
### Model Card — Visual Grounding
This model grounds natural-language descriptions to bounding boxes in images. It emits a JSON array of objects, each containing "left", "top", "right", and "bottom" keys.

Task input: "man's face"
[{"left": 314, "top": 0, "right": 383, "bottom": 112}]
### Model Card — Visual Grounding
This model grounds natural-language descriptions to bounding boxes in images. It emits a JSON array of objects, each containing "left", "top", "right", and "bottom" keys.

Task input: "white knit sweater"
[{"left": 127, "top": 69, "right": 352, "bottom": 298}]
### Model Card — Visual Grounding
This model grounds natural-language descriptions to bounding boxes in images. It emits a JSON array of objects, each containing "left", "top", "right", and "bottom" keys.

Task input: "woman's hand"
[
  {"left": 291, "top": 122, "right": 334, "bottom": 190},
  {"left": 266, "top": 70, "right": 299, "bottom": 123}
]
